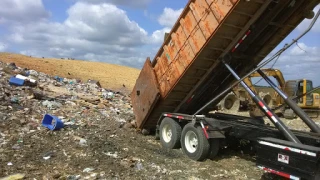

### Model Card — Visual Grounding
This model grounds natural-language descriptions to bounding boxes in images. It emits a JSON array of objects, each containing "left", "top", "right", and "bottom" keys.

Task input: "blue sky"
[{"left": 0, "top": 0, "right": 319, "bottom": 86}]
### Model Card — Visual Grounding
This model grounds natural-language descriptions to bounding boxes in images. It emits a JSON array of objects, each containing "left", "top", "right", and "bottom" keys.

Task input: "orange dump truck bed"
[{"left": 131, "top": 0, "right": 320, "bottom": 130}]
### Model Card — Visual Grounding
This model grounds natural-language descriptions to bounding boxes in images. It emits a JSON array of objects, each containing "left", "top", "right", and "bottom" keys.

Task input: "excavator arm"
[{"left": 247, "top": 68, "right": 286, "bottom": 89}]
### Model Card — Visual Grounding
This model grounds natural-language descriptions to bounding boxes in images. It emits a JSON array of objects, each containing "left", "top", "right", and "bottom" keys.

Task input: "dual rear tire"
[
  {"left": 159, "top": 117, "right": 182, "bottom": 149},
  {"left": 159, "top": 118, "right": 220, "bottom": 161}
]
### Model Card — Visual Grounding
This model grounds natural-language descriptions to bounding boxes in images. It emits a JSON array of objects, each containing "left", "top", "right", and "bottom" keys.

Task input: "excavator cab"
[
  {"left": 305, "top": 80, "right": 314, "bottom": 106},
  {"left": 282, "top": 79, "right": 319, "bottom": 118},
  {"left": 296, "top": 79, "right": 313, "bottom": 106}
]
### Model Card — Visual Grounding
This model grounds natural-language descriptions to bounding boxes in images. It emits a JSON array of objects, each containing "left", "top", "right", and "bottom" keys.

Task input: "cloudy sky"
[{"left": 0, "top": 0, "right": 319, "bottom": 85}]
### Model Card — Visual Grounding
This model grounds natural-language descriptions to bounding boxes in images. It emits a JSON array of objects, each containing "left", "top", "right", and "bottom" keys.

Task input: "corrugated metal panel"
[
  {"left": 132, "top": 0, "right": 320, "bottom": 130},
  {"left": 155, "top": 0, "right": 239, "bottom": 99}
]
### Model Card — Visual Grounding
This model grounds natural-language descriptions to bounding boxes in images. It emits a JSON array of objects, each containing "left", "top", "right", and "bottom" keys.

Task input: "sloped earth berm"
[{"left": 0, "top": 61, "right": 286, "bottom": 180}]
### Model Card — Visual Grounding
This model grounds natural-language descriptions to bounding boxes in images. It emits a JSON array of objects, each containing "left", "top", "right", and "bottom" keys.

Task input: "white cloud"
[
  {"left": 0, "top": 43, "right": 8, "bottom": 52},
  {"left": 0, "top": 0, "right": 179, "bottom": 69},
  {"left": 289, "top": 42, "right": 318, "bottom": 56},
  {"left": 264, "top": 43, "right": 320, "bottom": 85},
  {"left": 3, "top": 2, "right": 157, "bottom": 68},
  {"left": 146, "top": 7, "right": 184, "bottom": 51},
  {"left": 78, "top": 0, "right": 152, "bottom": 8},
  {"left": 158, "top": 8, "right": 183, "bottom": 28},
  {"left": 0, "top": 0, "right": 49, "bottom": 24},
  {"left": 150, "top": 27, "right": 171, "bottom": 44}
]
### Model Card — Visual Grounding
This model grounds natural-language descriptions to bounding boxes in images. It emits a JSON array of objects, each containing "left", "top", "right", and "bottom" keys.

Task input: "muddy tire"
[
  {"left": 181, "top": 123, "right": 210, "bottom": 161},
  {"left": 208, "top": 139, "right": 220, "bottom": 160},
  {"left": 262, "top": 94, "right": 272, "bottom": 107},
  {"left": 221, "top": 93, "right": 240, "bottom": 113},
  {"left": 159, "top": 117, "right": 182, "bottom": 149},
  {"left": 284, "top": 109, "right": 296, "bottom": 119}
]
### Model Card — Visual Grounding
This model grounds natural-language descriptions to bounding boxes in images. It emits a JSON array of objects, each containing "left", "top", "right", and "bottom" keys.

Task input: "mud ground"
[{"left": 3, "top": 109, "right": 315, "bottom": 179}]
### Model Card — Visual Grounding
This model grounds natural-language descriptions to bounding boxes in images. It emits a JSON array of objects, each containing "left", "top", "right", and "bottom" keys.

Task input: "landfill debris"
[
  {"left": 83, "top": 167, "right": 95, "bottom": 173},
  {"left": 87, "top": 79, "right": 101, "bottom": 88},
  {"left": 136, "top": 162, "right": 143, "bottom": 171},
  {"left": 42, "top": 100, "right": 62, "bottom": 109},
  {"left": 79, "top": 138, "right": 87, "bottom": 146},
  {"left": 1, "top": 60, "right": 312, "bottom": 179},
  {"left": 103, "top": 152, "right": 119, "bottom": 158},
  {"left": 66, "top": 175, "right": 81, "bottom": 180},
  {"left": 43, "top": 151, "right": 54, "bottom": 160},
  {"left": 0, "top": 61, "right": 138, "bottom": 178},
  {"left": 0, "top": 173, "right": 25, "bottom": 180},
  {"left": 41, "top": 114, "right": 64, "bottom": 130}
]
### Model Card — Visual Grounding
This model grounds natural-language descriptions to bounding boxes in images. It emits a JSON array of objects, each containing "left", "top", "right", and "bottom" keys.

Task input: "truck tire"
[
  {"left": 181, "top": 123, "right": 210, "bottom": 161},
  {"left": 159, "top": 117, "right": 182, "bottom": 149},
  {"left": 208, "top": 139, "right": 220, "bottom": 160},
  {"left": 283, "top": 109, "right": 296, "bottom": 119},
  {"left": 221, "top": 93, "right": 240, "bottom": 113},
  {"left": 262, "top": 94, "right": 272, "bottom": 107}
]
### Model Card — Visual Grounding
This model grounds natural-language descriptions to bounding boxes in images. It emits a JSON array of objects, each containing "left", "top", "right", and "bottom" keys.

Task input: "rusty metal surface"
[
  {"left": 130, "top": 58, "right": 160, "bottom": 129},
  {"left": 153, "top": 0, "right": 239, "bottom": 99},
  {"left": 179, "top": 0, "right": 320, "bottom": 114}
]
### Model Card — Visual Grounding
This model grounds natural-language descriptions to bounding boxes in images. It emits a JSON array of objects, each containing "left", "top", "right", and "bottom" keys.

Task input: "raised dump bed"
[{"left": 131, "top": 0, "right": 320, "bottom": 130}]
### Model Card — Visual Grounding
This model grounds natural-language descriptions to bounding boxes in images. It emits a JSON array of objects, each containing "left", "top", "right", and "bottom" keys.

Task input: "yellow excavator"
[{"left": 219, "top": 68, "right": 320, "bottom": 119}]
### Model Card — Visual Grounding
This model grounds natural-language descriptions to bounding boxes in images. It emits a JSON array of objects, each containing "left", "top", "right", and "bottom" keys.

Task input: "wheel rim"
[
  {"left": 184, "top": 131, "right": 198, "bottom": 153},
  {"left": 162, "top": 124, "right": 172, "bottom": 143}
]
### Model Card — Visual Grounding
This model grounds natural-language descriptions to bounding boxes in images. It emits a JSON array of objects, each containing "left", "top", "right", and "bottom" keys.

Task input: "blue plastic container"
[
  {"left": 9, "top": 77, "right": 25, "bottom": 86},
  {"left": 42, "top": 114, "right": 64, "bottom": 130}
]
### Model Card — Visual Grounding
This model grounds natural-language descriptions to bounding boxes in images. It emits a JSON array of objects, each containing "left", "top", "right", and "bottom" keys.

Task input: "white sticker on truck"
[{"left": 278, "top": 153, "right": 289, "bottom": 164}]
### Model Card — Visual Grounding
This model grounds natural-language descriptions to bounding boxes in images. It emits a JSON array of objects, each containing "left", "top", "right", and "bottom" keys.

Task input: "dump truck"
[
  {"left": 219, "top": 68, "right": 320, "bottom": 119},
  {"left": 131, "top": 0, "right": 320, "bottom": 179}
]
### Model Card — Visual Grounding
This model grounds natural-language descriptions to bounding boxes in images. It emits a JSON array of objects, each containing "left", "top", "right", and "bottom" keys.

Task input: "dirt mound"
[{"left": 0, "top": 53, "right": 140, "bottom": 93}]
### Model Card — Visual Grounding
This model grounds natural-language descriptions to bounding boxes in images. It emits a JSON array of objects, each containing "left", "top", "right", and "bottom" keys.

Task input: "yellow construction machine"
[{"left": 219, "top": 68, "right": 320, "bottom": 119}]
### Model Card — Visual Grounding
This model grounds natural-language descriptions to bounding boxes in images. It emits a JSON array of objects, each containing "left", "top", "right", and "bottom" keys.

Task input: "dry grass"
[{"left": 0, "top": 52, "right": 140, "bottom": 92}]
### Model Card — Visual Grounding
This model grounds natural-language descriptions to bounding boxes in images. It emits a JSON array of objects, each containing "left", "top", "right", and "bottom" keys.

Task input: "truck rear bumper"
[{"left": 256, "top": 137, "right": 320, "bottom": 180}]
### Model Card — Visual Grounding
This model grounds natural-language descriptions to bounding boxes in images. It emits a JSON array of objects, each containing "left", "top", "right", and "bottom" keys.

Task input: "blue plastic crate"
[
  {"left": 42, "top": 114, "right": 64, "bottom": 130},
  {"left": 9, "top": 77, "right": 25, "bottom": 86}
]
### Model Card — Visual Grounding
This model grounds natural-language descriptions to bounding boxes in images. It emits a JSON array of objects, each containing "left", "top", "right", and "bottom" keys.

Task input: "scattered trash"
[
  {"left": 136, "top": 162, "right": 143, "bottom": 171},
  {"left": 103, "top": 152, "right": 118, "bottom": 158},
  {"left": 0, "top": 61, "right": 140, "bottom": 178},
  {"left": 43, "top": 151, "right": 54, "bottom": 160},
  {"left": 54, "top": 76, "right": 64, "bottom": 82},
  {"left": 28, "top": 70, "right": 38, "bottom": 77},
  {"left": 79, "top": 138, "right": 87, "bottom": 146},
  {"left": 83, "top": 167, "right": 95, "bottom": 173},
  {"left": 10, "top": 97, "right": 19, "bottom": 104},
  {"left": 42, "top": 100, "right": 62, "bottom": 109},
  {"left": 43, "top": 156, "right": 51, "bottom": 160},
  {"left": 0, "top": 173, "right": 25, "bottom": 180},
  {"left": 12, "top": 144, "right": 21, "bottom": 150},
  {"left": 87, "top": 79, "right": 101, "bottom": 88},
  {"left": 66, "top": 175, "right": 81, "bottom": 180},
  {"left": 102, "top": 91, "right": 114, "bottom": 99},
  {"left": 9, "top": 77, "right": 25, "bottom": 86},
  {"left": 42, "top": 114, "right": 64, "bottom": 130}
]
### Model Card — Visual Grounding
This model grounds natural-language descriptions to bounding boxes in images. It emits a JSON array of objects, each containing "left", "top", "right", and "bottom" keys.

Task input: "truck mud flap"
[
  {"left": 131, "top": 58, "right": 160, "bottom": 129},
  {"left": 256, "top": 137, "right": 320, "bottom": 179}
]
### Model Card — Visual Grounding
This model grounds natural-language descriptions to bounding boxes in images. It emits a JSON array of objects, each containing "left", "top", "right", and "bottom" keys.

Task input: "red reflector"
[
  {"left": 258, "top": 101, "right": 264, "bottom": 107},
  {"left": 267, "top": 111, "right": 273, "bottom": 117}
]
